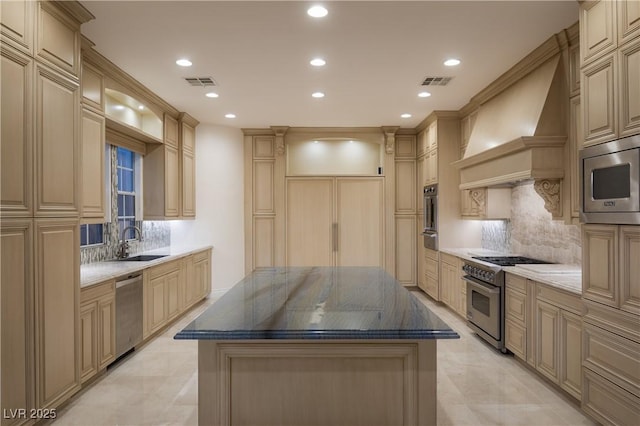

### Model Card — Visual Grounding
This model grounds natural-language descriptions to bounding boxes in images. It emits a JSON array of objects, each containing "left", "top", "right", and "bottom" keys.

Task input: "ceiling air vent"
[
  {"left": 421, "top": 76, "right": 453, "bottom": 86},
  {"left": 184, "top": 77, "right": 217, "bottom": 87}
]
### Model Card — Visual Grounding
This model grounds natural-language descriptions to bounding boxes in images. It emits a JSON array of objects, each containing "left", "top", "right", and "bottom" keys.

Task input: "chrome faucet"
[{"left": 117, "top": 225, "right": 142, "bottom": 259}]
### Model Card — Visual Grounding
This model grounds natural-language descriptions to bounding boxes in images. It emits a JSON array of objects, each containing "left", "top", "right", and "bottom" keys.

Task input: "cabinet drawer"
[
  {"left": 583, "top": 368, "right": 640, "bottom": 426},
  {"left": 505, "top": 287, "right": 526, "bottom": 323},
  {"left": 505, "top": 319, "right": 526, "bottom": 361},
  {"left": 193, "top": 249, "right": 210, "bottom": 264},
  {"left": 536, "top": 283, "right": 582, "bottom": 315},
  {"left": 425, "top": 258, "right": 438, "bottom": 278},
  {"left": 505, "top": 273, "right": 526, "bottom": 293},
  {"left": 440, "top": 253, "right": 459, "bottom": 266},
  {"left": 81, "top": 279, "right": 114, "bottom": 304},
  {"left": 146, "top": 259, "right": 181, "bottom": 280},
  {"left": 584, "top": 322, "right": 640, "bottom": 396}
]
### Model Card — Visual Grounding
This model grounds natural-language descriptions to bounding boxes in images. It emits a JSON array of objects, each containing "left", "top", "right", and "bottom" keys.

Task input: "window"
[
  {"left": 117, "top": 147, "right": 140, "bottom": 240},
  {"left": 80, "top": 223, "right": 104, "bottom": 246}
]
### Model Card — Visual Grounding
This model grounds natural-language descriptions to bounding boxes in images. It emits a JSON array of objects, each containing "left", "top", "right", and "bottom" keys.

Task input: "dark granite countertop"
[{"left": 175, "top": 267, "right": 459, "bottom": 340}]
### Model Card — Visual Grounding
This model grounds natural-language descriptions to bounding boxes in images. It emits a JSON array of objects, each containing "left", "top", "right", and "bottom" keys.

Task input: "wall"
[
  {"left": 482, "top": 181, "right": 582, "bottom": 265},
  {"left": 170, "top": 124, "right": 245, "bottom": 295}
]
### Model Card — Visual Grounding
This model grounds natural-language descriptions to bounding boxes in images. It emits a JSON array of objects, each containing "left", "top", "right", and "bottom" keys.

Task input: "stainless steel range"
[{"left": 463, "top": 256, "right": 550, "bottom": 353}]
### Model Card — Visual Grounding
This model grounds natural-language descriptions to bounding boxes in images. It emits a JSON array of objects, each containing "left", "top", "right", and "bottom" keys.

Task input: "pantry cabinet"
[
  {"left": 35, "top": 218, "right": 80, "bottom": 410},
  {"left": 1, "top": 219, "right": 34, "bottom": 426},
  {"left": 1, "top": 46, "right": 33, "bottom": 217},
  {"left": 79, "top": 279, "right": 115, "bottom": 384}
]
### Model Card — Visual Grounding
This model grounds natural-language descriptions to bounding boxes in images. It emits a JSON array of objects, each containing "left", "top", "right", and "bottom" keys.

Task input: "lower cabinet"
[
  {"left": 79, "top": 279, "right": 115, "bottom": 384},
  {"left": 421, "top": 248, "right": 439, "bottom": 301},
  {"left": 143, "top": 249, "right": 212, "bottom": 339},
  {"left": 505, "top": 273, "right": 582, "bottom": 400},
  {"left": 439, "top": 253, "right": 466, "bottom": 317}
]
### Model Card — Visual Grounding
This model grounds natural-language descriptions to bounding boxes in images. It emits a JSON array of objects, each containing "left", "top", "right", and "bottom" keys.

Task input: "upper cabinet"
[
  {"left": 1, "top": 0, "right": 35, "bottom": 55},
  {"left": 179, "top": 113, "right": 198, "bottom": 218},
  {"left": 581, "top": 0, "right": 640, "bottom": 146}
]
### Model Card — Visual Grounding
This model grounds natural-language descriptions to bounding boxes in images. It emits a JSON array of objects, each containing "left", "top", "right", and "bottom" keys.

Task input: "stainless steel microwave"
[{"left": 580, "top": 134, "right": 640, "bottom": 224}]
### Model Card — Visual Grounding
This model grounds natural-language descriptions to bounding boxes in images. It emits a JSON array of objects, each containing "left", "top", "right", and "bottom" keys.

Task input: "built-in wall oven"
[
  {"left": 422, "top": 184, "right": 438, "bottom": 250},
  {"left": 463, "top": 256, "right": 550, "bottom": 353}
]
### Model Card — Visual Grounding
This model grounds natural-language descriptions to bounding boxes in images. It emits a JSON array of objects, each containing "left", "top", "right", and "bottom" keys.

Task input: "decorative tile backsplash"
[
  {"left": 80, "top": 147, "right": 170, "bottom": 264},
  {"left": 482, "top": 182, "right": 582, "bottom": 265}
]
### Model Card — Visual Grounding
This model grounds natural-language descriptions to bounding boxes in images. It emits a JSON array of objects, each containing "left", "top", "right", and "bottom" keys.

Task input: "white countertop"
[
  {"left": 80, "top": 245, "right": 213, "bottom": 288},
  {"left": 440, "top": 247, "right": 582, "bottom": 295}
]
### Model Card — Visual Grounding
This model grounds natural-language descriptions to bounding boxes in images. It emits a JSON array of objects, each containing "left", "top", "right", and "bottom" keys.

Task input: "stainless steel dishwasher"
[{"left": 115, "top": 272, "right": 143, "bottom": 359}]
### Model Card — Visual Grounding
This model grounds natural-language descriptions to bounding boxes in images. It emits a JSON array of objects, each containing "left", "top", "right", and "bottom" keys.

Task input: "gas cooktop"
[{"left": 471, "top": 256, "right": 551, "bottom": 267}]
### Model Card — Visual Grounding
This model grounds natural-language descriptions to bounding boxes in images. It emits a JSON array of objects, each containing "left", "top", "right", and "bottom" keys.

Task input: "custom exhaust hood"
[{"left": 452, "top": 52, "right": 568, "bottom": 218}]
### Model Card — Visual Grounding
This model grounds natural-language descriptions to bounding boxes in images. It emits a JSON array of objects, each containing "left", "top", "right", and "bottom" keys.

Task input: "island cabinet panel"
[
  {"left": 0, "top": 0, "right": 34, "bottom": 54},
  {"left": 35, "top": 64, "right": 80, "bottom": 217},
  {"left": 1, "top": 219, "right": 34, "bottom": 426},
  {"left": 199, "top": 341, "right": 437, "bottom": 426},
  {"left": 1, "top": 47, "right": 33, "bottom": 217},
  {"left": 34, "top": 218, "right": 80, "bottom": 410}
]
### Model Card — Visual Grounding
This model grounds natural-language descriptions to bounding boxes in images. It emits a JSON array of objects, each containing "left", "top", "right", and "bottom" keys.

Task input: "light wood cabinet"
[
  {"left": 439, "top": 254, "right": 465, "bottom": 317},
  {"left": 79, "top": 279, "right": 115, "bottom": 384},
  {"left": 425, "top": 148, "right": 438, "bottom": 185},
  {"left": 81, "top": 62, "right": 104, "bottom": 112},
  {"left": 560, "top": 309, "right": 583, "bottom": 399},
  {"left": 286, "top": 177, "right": 384, "bottom": 268},
  {"left": 460, "top": 187, "right": 511, "bottom": 220},
  {"left": 569, "top": 96, "right": 582, "bottom": 218},
  {"left": 80, "top": 107, "right": 106, "bottom": 222},
  {"left": 505, "top": 274, "right": 528, "bottom": 361},
  {"left": 1, "top": 46, "right": 33, "bottom": 217},
  {"left": 1, "top": 219, "right": 35, "bottom": 426},
  {"left": 0, "top": 0, "right": 35, "bottom": 54},
  {"left": 619, "top": 37, "right": 640, "bottom": 137},
  {"left": 583, "top": 224, "right": 640, "bottom": 315},
  {"left": 143, "top": 259, "right": 182, "bottom": 338},
  {"left": 421, "top": 248, "right": 439, "bottom": 301},
  {"left": 580, "top": 0, "right": 640, "bottom": 145},
  {"left": 35, "top": 64, "right": 80, "bottom": 217},
  {"left": 583, "top": 367, "right": 640, "bottom": 426},
  {"left": 194, "top": 249, "right": 212, "bottom": 299},
  {"left": 34, "top": 218, "right": 80, "bottom": 410},
  {"left": 536, "top": 299, "right": 561, "bottom": 382},
  {"left": 179, "top": 114, "right": 197, "bottom": 218}
]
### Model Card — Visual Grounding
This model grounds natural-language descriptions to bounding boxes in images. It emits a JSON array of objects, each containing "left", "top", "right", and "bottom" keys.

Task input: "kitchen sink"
[{"left": 117, "top": 254, "right": 168, "bottom": 262}]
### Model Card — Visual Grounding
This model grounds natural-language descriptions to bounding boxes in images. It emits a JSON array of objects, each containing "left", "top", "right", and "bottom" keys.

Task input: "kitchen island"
[{"left": 175, "top": 267, "right": 458, "bottom": 426}]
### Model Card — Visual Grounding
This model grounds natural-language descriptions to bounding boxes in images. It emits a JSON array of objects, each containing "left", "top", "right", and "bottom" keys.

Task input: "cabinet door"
[
  {"left": 195, "top": 255, "right": 211, "bottom": 299},
  {"left": 183, "top": 255, "right": 197, "bottom": 308},
  {"left": 79, "top": 301, "right": 97, "bottom": 384},
  {"left": 569, "top": 96, "right": 582, "bottom": 219},
  {"left": 35, "top": 65, "right": 80, "bottom": 217},
  {"left": 559, "top": 310, "right": 582, "bottom": 399},
  {"left": 580, "top": 0, "right": 617, "bottom": 65},
  {"left": 619, "top": 39, "right": 640, "bottom": 137},
  {"left": 0, "top": 0, "right": 34, "bottom": 54},
  {"left": 35, "top": 218, "right": 80, "bottom": 409},
  {"left": 505, "top": 319, "right": 527, "bottom": 361},
  {"left": 618, "top": 0, "right": 640, "bottom": 44},
  {"left": 426, "top": 149, "right": 438, "bottom": 184},
  {"left": 146, "top": 275, "right": 168, "bottom": 336},
  {"left": 395, "top": 216, "right": 416, "bottom": 286},
  {"left": 583, "top": 224, "right": 618, "bottom": 307},
  {"left": 166, "top": 270, "right": 181, "bottom": 321},
  {"left": 181, "top": 149, "right": 196, "bottom": 218},
  {"left": 1, "top": 219, "right": 34, "bottom": 423},
  {"left": 97, "top": 295, "right": 115, "bottom": 370},
  {"left": 582, "top": 54, "right": 618, "bottom": 146},
  {"left": 620, "top": 225, "right": 640, "bottom": 315},
  {"left": 164, "top": 144, "right": 180, "bottom": 217},
  {"left": 164, "top": 114, "right": 179, "bottom": 148},
  {"left": 1, "top": 47, "right": 33, "bottom": 217},
  {"left": 80, "top": 108, "right": 106, "bottom": 222},
  {"left": 536, "top": 299, "right": 560, "bottom": 383},
  {"left": 336, "top": 178, "right": 384, "bottom": 267},
  {"left": 35, "top": 1, "right": 81, "bottom": 77},
  {"left": 286, "top": 178, "right": 334, "bottom": 266}
]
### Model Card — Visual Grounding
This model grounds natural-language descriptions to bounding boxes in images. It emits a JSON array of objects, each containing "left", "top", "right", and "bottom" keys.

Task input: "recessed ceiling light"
[
  {"left": 418, "top": 91, "right": 432, "bottom": 98},
  {"left": 307, "top": 5, "right": 328, "bottom": 18},
  {"left": 176, "top": 59, "right": 193, "bottom": 67},
  {"left": 401, "top": 113, "right": 412, "bottom": 118},
  {"left": 313, "top": 140, "right": 319, "bottom": 144},
  {"left": 205, "top": 92, "right": 219, "bottom": 98},
  {"left": 312, "top": 92, "right": 325, "bottom": 98},
  {"left": 444, "top": 58, "right": 461, "bottom": 67},
  {"left": 225, "top": 113, "right": 236, "bottom": 119},
  {"left": 138, "top": 105, "right": 144, "bottom": 110},
  {"left": 310, "top": 58, "right": 326, "bottom": 67},
  {"left": 113, "top": 105, "right": 125, "bottom": 110}
]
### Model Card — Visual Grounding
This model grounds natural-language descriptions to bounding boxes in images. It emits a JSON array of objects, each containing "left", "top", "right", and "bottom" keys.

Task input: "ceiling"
[{"left": 81, "top": 1, "right": 579, "bottom": 130}]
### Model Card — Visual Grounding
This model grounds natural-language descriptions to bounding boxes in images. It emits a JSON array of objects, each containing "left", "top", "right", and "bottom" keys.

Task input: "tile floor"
[{"left": 52, "top": 291, "right": 597, "bottom": 426}]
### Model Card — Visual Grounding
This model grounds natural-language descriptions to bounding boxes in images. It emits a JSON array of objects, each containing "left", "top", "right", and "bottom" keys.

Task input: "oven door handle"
[{"left": 463, "top": 276, "right": 500, "bottom": 295}]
